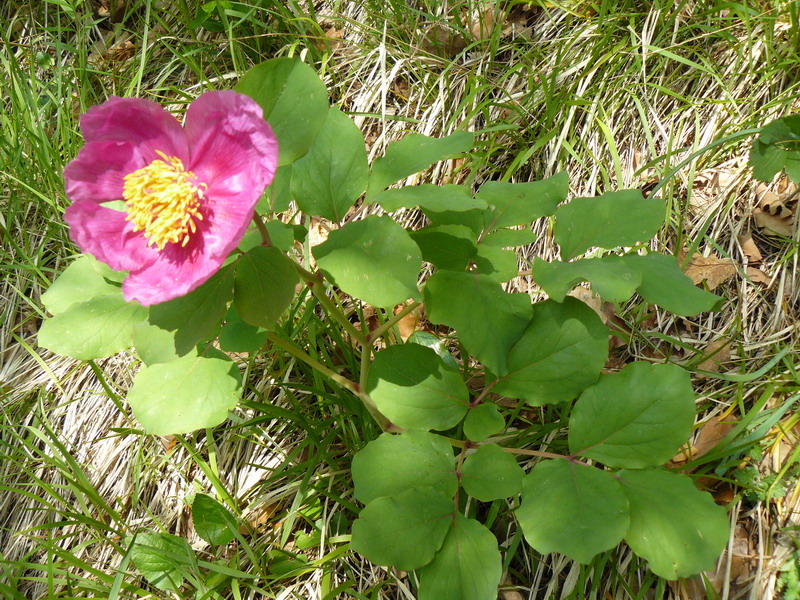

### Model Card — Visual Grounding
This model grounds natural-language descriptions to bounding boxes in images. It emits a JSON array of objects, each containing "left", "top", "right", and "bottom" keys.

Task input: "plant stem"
[
  {"left": 501, "top": 447, "right": 568, "bottom": 460},
  {"left": 265, "top": 332, "right": 392, "bottom": 431},
  {"left": 252, "top": 212, "right": 273, "bottom": 247},
  {"left": 367, "top": 301, "right": 421, "bottom": 343},
  {"left": 290, "top": 261, "right": 367, "bottom": 344}
]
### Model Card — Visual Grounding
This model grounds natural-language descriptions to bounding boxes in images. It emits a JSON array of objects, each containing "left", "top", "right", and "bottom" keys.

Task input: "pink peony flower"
[{"left": 63, "top": 90, "right": 278, "bottom": 306}]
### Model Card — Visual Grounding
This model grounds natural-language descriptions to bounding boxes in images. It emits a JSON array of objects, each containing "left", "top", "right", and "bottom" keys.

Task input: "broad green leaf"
[
  {"left": 624, "top": 253, "right": 724, "bottom": 316},
  {"left": 461, "top": 444, "right": 523, "bottom": 501},
  {"left": 366, "top": 131, "right": 473, "bottom": 199},
  {"left": 38, "top": 295, "right": 146, "bottom": 360},
  {"left": 425, "top": 207, "right": 484, "bottom": 236},
  {"left": 236, "top": 58, "right": 329, "bottom": 165},
  {"left": 263, "top": 164, "right": 293, "bottom": 212},
  {"left": 218, "top": 308, "right": 267, "bottom": 353},
  {"left": 492, "top": 298, "right": 608, "bottom": 405},
  {"left": 234, "top": 246, "right": 298, "bottom": 329},
  {"left": 569, "top": 362, "right": 695, "bottom": 468},
  {"left": 406, "top": 332, "right": 459, "bottom": 370},
  {"left": 129, "top": 532, "right": 194, "bottom": 592},
  {"left": 313, "top": 216, "right": 422, "bottom": 307},
  {"left": 291, "top": 107, "right": 369, "bottom": 221},
  {"left": 410, "top": 224, "right": 478, "bottom": 270},
  {"left": 351, "top": 430, "right": 457, "bottom": 504},
  {"left": 41, "top": 254, "right": 124, "bottom": 315},
  {"left": 376, "top": 184, "right": 486, "bottom": 212},
  {"left": 471, "top": 245, "right": 519, "bottom": 282},
  {"left": 127, "top": 354, "right": 242, "bottom": 435},
  {"left": 351, "top": 487, "right": 453, "bottom": 570},
  {"left": 192, "top": 493, "right": 238, "bottom": 546},
  {"left": 148, "top": 266, "right": 234, "bottom": 355},
  {"left": 619, "top": 469, "right": 729, "bottom": 579},
  {"left": 265, "top": 220, "right": 303, "bottom": 252},
  {"left": 368, "top": 344, "right": 469, "bottom": 431},
  {"left": 424, "top": 271, "right": 531, "bottom": 376},
  {"left": 479, "top": 172, "right": 568, "bottom": 231},
  {"left": 418, "top": 514, "right": 502, "bottom": 600},
  {"left": 533, "top": 255, "right": 642, "bottom": 302},
  {"left": 554, "top": 190, "right": 665, "bottom": 259},
  {"left": 463, "top": 403, "right": 505, "bottom": 442},
  {"left": 132, "top": 322, "right": 184, "bottom": 365},
  {"left": 517, "top": 460, "right": 629, "bottom": 563},
  {"left": 749, "top": 115, "right": 800, "bottom": 183},
  {"left": 480, "top": 228, "right": 537, "bottom": 247}
]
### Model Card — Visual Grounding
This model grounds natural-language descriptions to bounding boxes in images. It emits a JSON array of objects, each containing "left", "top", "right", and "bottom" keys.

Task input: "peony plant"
[{"left": 38, "top": 57, "right": 795, "bottom": 597}]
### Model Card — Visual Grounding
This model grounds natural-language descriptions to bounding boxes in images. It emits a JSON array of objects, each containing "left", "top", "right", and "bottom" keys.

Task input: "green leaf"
[
  {"left": 461, "top": 444, "right": 523, "bottom": 501},
  {"left": 406, "top": 331, "right": 459, "bottom": 370},
  {"left": 554, "top": 190, "right": 665, "bottom": 259},
  {"left": 218, "top": 308, "right": 267, "bottom": 353},
  {"left": 351, "top": 430, "right": 457, "bottom": 504},
  {"left": 463, "top": 403, "right": 504, "bottom": 442},
  {"left": 569, "top": 362, "right": 695, "bottom": 468},
  {"left": 471, "top": 245, "right": 519, "bottom": 282},
  {"left": 418, "top": 514, "right": 502, "bottom": 600},
  {"left": 368, "top": 344, "right": 469, "bottom": 431},
  {"left": 127, "top": 354, "right": 242, "bottom": 435},
  {"left": 38, "top": 295, "right": 147, "bottom": 360},
  {"left": 148, "top": 266, "right": 234, "bottom": 355},
  {"left": 424, "top": 271, "right": 531, "bottom": 376},
  {"left": 41, "top": 254, "right": 124, "bottom": 315},
  {"left": 263, "top": 164, "right": 293, "bottom": 212},
  {"left": 492, "top": 297, "right": 608, "bottom": 405},
  {"left": 366, "top": 131, "right": 473, "bottom": 199},
  {"left": 618, "top": 469, "right": 729, "bottom": 579},
  {"left": 517, "top": 460, "right": 629, "bottom": 563},
  {"left": 265, "top": 220, "right": 303, "bottom": 252},
  {"left": 236, "top": 58, "right": 329, "bottom": 165},
  {"left": 479, "top": 172, "right": 568, "bottom": 230},
  {"left": 425, "top": 207, "right": 485, "bottom": 236},
  {"left": 132, "top": 322, "right": 184, "bottom": 365},
  {"left": 234, "top": 246, "right": 298, "bottom": 329},
  {"left": 192, "top": 493, "right": 238, "bottom": 546},
  {"left": 351, "top": 487, "right": 454, "bottom": 570},
  {"left": 624, "top": 253, "right": 724, "bottom": 316},
  {"left": 291, "top": 107, "right": 369, "bottom": 221},
  {"left": 376, "top": 184, "right": 486, "bottom": 212},
  {"left": 313, "top": 216, "right": 422, "bottom": 307},
  {"left": 749, "top": 115, "right": 800, "bottom": 183},
  {"left": 480, "top": 228, "right": 537, "bottom": 247},
  {"left": 129, "top": 532, "right": 195, "bottom": 592},
  {"left": 410, "top": 224, "right": 478, "bottom": 270},
  {"left": 533, "top": 255, "right": 642, "bottom": 302}
]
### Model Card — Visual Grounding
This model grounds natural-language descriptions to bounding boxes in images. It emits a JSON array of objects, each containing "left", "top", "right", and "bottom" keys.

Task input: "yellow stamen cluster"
[{"left": 123, "top": 150, "right": 206, "bottom": 250}]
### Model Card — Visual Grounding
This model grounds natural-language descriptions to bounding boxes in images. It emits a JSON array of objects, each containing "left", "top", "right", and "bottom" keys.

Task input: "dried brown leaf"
[
  {"left": 746, "top": 266, "right": 771, "bottom": 285},
  {"left": 394, "top": 304, "right": 423, "bottom": 342},
  {"left": 682, "top": 252, "right": 737, "bottom": 290},
  {"left": 737, "top": 233, "right": 763, "bottom": 263}
]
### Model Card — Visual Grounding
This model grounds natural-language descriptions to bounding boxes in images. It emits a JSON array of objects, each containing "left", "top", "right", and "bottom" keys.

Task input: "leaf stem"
[
  {"left": 290, "top": 261, "right": 366, "bottom": 344},
  {"left": 367, "top": 301, "right": 421, "bottom": 343},
  {"left": 252, "top": 212, "right": 273, "bottom": 247},
  {"left": 265, "top": 332, "right": 392, "bottom": 431},
  {"left": 501, "top": 447, "right": 568, "bottom": 460}
]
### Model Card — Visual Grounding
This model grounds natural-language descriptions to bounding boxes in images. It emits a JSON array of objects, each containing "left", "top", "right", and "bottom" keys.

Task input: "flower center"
[{"left": 123, "top": 151, "right": 206, "bottom": 250}]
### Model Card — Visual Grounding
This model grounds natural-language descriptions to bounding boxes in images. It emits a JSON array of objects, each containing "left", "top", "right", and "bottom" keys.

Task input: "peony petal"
[
  {"left": 63, "top": 141, "right": 148, "bottom": 203},
  {"left": 80, "top": 96, "right": 189, "bottom": 162},
  {"left": 121, "top": 232, "right": 223, "bottom": 306},
  {"left": 184, "top": 91, "right": 278, "bottom": 256},
  {"left": 197, "top": 188, "right": 260, "bottom": 258},
  {"left": 64, "top": 202, "right": 157, "bottom": 272}
]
